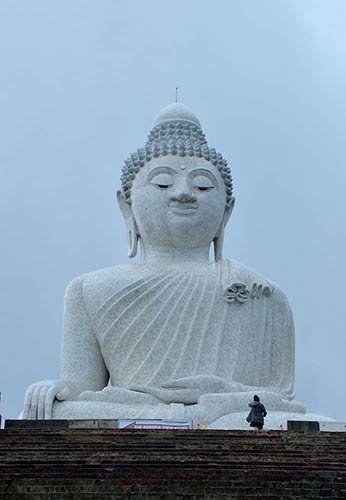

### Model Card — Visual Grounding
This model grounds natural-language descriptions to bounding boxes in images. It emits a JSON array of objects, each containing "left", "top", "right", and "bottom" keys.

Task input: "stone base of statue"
[
  {"left": 52, "top": 399, "right": 334, "bottom": 430},
  {"left": 207, "top": 411, "right": 334, "bottom": 430}
]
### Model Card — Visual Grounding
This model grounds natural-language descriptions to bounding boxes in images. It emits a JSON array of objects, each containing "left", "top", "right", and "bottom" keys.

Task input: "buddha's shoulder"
[
  {"left": 226, "top": 259, "right": 291, "bottom": 306},
  {"left": 227, "top": 258, "right": 272, "bottom": 284},
  {"left": 65, "top": 264, "right": 148, "bottom": 301}
]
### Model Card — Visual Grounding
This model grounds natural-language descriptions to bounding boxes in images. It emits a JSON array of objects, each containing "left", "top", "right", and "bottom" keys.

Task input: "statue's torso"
[{"left": 79, "top": 260, "right": 294, "bottom": 397}]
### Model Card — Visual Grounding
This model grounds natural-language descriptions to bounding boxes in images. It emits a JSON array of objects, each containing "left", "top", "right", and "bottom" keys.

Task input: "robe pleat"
[{"left": 91, "top": 260, "right": 294, "bottom": 398}]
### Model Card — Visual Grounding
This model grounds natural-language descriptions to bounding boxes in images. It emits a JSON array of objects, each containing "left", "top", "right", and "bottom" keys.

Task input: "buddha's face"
[{"left": 129, "top": 155, "right": 229, "bottom": 250}]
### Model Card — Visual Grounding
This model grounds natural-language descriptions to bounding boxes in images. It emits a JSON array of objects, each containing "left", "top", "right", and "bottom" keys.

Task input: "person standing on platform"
[{"left": 247, "top": 395, "right": 267, "bottom": 431}]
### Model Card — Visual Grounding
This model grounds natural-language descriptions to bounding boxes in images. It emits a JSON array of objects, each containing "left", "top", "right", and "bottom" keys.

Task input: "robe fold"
[{"left": 79, "top": 259, "right": 294, "bottom": 400}]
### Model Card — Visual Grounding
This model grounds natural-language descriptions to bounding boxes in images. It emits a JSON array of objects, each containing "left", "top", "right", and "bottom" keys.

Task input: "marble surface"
[{"left": 22, "top": 102, "right": 330, "bottom": 426}]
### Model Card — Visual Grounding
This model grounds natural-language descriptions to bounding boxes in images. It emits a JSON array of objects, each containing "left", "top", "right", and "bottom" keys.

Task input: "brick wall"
[{"left": 1, "top": 428, "right": 346, "bottom": 499}]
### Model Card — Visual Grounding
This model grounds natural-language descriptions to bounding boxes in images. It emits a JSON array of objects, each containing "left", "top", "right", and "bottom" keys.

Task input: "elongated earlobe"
[
  {"left": 117, "top": 190, "right": 140, "bottom": 259},
  {"left": 128, "top": 224, "right": 139, "bottom": 259},
  {"left": 213, "top": 197, "right": 235, "bottom": 262},
  {"left": 213, "top": 227, "right": 224, "bottom": 261}
]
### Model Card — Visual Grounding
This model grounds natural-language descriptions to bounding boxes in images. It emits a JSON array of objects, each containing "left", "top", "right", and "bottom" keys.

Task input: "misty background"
[{"left": 0, "top": 0, "right": 345, "bottom": 422}]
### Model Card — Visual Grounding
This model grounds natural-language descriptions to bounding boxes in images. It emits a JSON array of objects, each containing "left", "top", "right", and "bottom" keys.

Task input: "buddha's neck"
[{"left": 141, "top": 243, "right": 211, "bottom": 267}]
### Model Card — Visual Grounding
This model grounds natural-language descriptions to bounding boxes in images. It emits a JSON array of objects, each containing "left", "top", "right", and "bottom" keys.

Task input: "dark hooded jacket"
[{"left": 248, "top": 401, "right": 267, "bottom": 425}]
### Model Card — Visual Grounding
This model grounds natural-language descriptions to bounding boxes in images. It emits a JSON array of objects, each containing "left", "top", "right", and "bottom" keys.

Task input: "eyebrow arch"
[
  {"left": 147, "top": 166, "right": 177, "bottom": 181},
  {"left": 189, "top": 168, "right": 218, "bottom": 187}
]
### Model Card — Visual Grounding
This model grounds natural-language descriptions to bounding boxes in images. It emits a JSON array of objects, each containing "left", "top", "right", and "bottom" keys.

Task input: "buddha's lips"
[{"left": 168, "top": 203, "right": 198, "bottom": 211}]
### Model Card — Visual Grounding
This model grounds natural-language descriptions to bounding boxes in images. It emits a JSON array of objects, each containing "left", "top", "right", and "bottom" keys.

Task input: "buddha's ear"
[
  {"left": 116, "top": 190, "right": 139, "bottom": 259},
  {"left": 223, "top": 196, "right": 235, "bottom": 228},
  {"left": 213, "top": 197, "right": 235, "bottom": 261}
]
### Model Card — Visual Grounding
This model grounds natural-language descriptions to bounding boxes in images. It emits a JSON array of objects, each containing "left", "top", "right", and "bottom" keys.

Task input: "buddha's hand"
[
  {"left": 131, "top": 375, "right": 243, "bottom": 405},
  {"left": 78, "top": 387, "right": 160, "bottom": 405},
  {"left": 23, "top": 379, "right": 80, "bottom": 420}
]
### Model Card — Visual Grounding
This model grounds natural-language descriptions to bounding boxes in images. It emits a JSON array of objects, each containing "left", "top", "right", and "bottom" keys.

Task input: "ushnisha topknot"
[{"left": 120, "top": 103, "right": 233, "bottom": 206}]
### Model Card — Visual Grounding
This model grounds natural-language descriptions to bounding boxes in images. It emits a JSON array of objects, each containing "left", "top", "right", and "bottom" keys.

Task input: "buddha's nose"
[{"left": 171, "top": 191, "right": 197, "bottom": 203}]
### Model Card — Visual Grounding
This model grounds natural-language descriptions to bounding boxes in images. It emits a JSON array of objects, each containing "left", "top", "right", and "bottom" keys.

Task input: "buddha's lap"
[{"left": 52, "top": 391, "right": 305, "bottom": 423}]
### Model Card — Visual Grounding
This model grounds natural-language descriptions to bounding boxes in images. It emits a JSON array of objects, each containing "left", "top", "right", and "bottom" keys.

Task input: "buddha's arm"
[
  {"left": 23, "top": 276, "right": 109, "bottom": 419},
  {"left": 60, "top": 276, "right": 109, "bottom": 393}
]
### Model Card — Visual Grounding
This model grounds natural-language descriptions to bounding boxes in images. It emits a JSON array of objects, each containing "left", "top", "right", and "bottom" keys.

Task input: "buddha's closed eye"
[
  {"left": 192, "top": 175, "right": 215, "bottom": 192},
  {"left": 195, "top": 186, "right": 213, "bottom": 191},
  {"left": 150, "top": 173, "right": 173, "bottom": 190}
]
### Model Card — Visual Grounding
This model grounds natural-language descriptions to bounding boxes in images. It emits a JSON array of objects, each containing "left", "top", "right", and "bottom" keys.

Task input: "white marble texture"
[{"left": 22, "top": 103, "right": 331, "bottom": 427}]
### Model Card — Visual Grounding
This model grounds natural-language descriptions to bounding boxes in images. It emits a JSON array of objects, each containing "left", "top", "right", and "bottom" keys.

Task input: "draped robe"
[{"left": 58, "top": 259, "right": 296, "bottom": 422}]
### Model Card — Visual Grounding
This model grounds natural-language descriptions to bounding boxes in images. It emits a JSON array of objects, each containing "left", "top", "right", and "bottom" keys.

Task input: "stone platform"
[{"left": 1, "top": 425, "right": 346, "bottom": 499}]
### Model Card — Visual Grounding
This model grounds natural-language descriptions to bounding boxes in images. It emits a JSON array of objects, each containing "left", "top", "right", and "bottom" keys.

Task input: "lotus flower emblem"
[{"left": 224, "top": 282, "right": 250, "bottom": 303}]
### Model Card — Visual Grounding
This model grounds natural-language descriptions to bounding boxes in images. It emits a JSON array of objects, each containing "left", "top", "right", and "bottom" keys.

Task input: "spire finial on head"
[{"left": 175, "top": 87, "right": 178, "bottom": 103}]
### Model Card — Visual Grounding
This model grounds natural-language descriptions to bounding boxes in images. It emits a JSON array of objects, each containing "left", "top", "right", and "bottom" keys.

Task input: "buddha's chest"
[
  {"left": 93, "top": 268, "right": 221, "bottom": 343},
  {"left": 87, "top": 265, "right": 276, "bottom": 386},
  {"left": 93, "top": 269, "right": 233, "bottom": 384}
]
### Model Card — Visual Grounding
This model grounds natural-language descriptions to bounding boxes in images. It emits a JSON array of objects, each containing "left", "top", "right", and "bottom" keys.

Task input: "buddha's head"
[{"left": 117, "top": 103, "right": 235, "bottom": 261}]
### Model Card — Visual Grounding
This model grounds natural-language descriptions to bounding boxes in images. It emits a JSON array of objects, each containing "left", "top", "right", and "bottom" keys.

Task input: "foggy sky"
[{"left": 0, "top": 0, "right": 345, "bottom": 422}]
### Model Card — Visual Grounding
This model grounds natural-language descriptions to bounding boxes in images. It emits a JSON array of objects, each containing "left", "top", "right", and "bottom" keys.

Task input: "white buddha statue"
[{"left": 22, "top": 103, "right": 331, "bottom": 428}]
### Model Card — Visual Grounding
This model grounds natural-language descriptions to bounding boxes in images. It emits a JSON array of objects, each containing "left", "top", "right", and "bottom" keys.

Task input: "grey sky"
[{"left": 0, "top": 0, "right": 345, "bottom": 422}]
